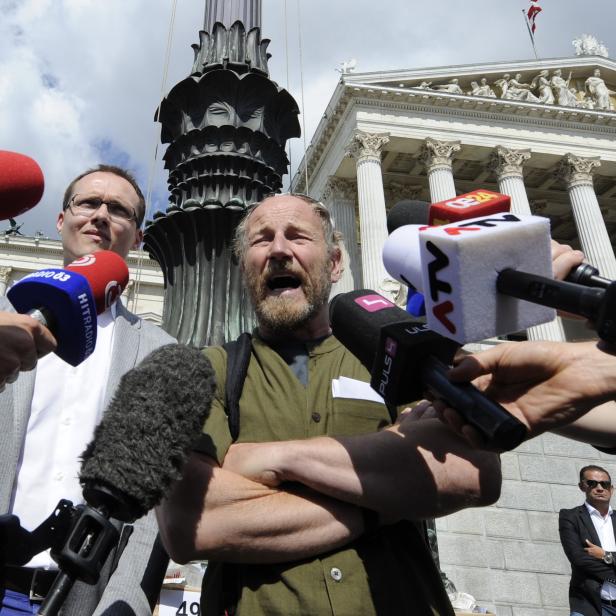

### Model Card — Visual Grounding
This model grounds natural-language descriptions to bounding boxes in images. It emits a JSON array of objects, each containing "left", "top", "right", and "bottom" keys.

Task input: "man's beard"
[{"left": 245, "top": 260, "right": 332, "bottom": 335}]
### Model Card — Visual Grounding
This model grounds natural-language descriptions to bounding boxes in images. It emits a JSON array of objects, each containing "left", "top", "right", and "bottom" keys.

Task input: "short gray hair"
[{"left": 233, "top": 193, "right": 342, "bottom": 260}]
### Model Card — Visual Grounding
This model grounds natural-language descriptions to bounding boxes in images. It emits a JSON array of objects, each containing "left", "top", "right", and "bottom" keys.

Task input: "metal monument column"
[{"left": 144, "top": 2, "right": 300, "bottom": 345}]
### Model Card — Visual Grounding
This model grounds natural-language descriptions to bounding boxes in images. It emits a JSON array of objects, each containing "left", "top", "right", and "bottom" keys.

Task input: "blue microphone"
[
  {"left": 406, "top": 287, "right": 426, "bottom": 318},
  {"left": 8, "top": 269, "right": 96, "bottom": 366}
]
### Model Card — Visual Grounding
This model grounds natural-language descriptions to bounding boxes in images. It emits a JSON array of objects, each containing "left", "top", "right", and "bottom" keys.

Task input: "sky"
[{"left": 1, "top": 0, "right": 615, "bottom": 238}]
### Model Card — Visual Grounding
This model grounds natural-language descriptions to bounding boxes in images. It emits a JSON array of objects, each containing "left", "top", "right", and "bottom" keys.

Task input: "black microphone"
[
  {"left": 329, "top": 290, "right": 527, "bottom": 451},
  {"left": 387, "top": 200, "right": 430, "bottom": 233},
  {"left": 495, "top": 270, "right": 616, "bottom": 343},
  {"left": 565, "top": 262, "right": 611, "bottom": 289},
  {"left": 37, "top": 344, "right": 216, "bottom": 616}
]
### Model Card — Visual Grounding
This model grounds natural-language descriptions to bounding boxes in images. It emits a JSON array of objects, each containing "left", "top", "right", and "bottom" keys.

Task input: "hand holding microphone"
[
  {"left": 7, "top": 250, "right": 129, "bottom": 366},
  {"left": 387, "top": 191, "right": 614, "bottom": 321},
  {"left": 383, "top": 211, "right": 616, "bottom": 344},
  {"left": 0, "top": 312, "right": 57, "bottom": 389},
  {"left": 329, "top": 289, "right": 528, "bottom": 451},
  {"left": 432, "top": 339, "right": 616, "bottom": 447}
]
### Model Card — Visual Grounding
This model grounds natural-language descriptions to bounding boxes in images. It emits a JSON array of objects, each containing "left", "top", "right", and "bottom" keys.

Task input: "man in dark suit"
[{"left": 560, "top": 465, "right": 616, "bottom": 616}]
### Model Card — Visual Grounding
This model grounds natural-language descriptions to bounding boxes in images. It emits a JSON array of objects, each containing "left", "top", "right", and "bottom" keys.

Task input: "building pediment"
[{"left": 345, "top": 55, "right": 616, "bottom": 112}]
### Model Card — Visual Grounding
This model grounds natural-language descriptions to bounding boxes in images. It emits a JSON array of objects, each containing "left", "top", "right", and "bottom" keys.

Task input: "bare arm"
[
  {"left": 435, "top": 340, "right": 616, "bottom": 448},
  {"left": 156, "top": 452, "right": 365, "bottom": 565},
  {"left": 157, "top": 414, "right": 501, "bottom": 565},
  {"left": 223, "top": 412, "right": 502, "bottom": 523},
  {"left": 554, "top": 401, "right": 616, "bottom": 449}
]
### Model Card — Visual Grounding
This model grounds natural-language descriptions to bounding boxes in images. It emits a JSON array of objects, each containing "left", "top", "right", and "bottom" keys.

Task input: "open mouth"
[{"left": 267, "top": 274, "right": 301, "bottom": 291}]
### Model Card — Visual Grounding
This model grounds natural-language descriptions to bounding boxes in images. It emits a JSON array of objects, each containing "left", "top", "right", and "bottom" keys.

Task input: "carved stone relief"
[{"left": 411, "top": 66, "right": 615, "bottom": 111}]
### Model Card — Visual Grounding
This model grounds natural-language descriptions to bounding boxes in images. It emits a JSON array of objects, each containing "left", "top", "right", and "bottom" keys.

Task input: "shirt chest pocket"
[{"left": 331, "top": 397, "right": 391, "bottom": 436}]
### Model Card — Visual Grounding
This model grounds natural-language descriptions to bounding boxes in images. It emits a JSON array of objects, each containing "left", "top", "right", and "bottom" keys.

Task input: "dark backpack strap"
[{"left": 222, "top": 332, "right": 252, "bottom": 442}]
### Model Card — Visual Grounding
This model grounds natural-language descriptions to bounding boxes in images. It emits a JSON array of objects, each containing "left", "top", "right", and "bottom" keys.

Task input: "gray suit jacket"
[{"left": 0, "top": 298, "right": 175, "bottom": 615}]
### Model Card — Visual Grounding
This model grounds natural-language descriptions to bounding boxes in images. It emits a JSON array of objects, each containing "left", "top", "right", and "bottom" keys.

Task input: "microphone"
[
  {"left": 387, "top": 200, "right": 431, "bottom": 233},
  {"left": 387, "top": 191, "right": 511, "bottom": 318},
  {"left": 387, "top": 190, "right": 511, "bottom": 232},
  {"left": 383, "top": 213, "right": 556, "bottom": 343},
  {"left": 565, "top": 262, "right": 612, "bottom": 289},
  {"left": 0, "top": 150, "right": 45, "bottom": 219},
  {"left": 7, "top": 251, "right": 129, "bottom": 366},
  {"left": 37, "top": 344, "right": 216, "bottom": 615},
  {"left": 329, "top": 289, "right": 527, "bottom": 451},
  {"left": 65, "top": 251, "right": 129, "bottom": 314},
  {"left": 383, "top": 214, "right": 616, "bottom": 344},
  {"left": 386, "top": 190, "right": 610, "bottom": 290}
]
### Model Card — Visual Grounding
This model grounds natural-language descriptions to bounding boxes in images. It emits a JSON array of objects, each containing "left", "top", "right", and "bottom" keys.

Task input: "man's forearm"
[
  {"left": 156, "top": 453, "right": 364, "bottom": 565},
  {"left": 225, "top": 418, "right": 501, "bottom": 522},
  {"left": 554, "top": 401, "right": 616, "bottom": 449}
]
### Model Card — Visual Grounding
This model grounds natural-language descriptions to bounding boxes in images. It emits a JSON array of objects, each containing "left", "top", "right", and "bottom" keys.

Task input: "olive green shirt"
[{"left": 197, "top": 334, "right": 453, "bottom": 616}]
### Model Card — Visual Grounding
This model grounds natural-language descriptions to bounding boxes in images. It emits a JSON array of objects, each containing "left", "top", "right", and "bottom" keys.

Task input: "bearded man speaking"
[{"left": 156, "top": 193, "right": 502, "bottom": 616}]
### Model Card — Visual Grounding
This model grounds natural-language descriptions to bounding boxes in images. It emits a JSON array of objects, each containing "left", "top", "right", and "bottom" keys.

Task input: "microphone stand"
[
  {"left": 0, "top": 499, "right": 120, "bottom": 616},
  {"left": 38, "top": 502, "right": 121, "bottom": 616}
]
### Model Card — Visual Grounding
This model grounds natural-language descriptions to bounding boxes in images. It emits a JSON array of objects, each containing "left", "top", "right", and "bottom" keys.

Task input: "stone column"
[
  {"left": 556, "top": 153, "right": 616, "bottom": 279},
  {"left": 418, "top": 138, "right": 461, "bottom": 202},
  {"left": 489, "top": 146, "right": 532, "bottom": 215},
  {"left": 346, "top": 131, "right": 390, "bottom": 292},
  {"left": 0, "top": 266, "right": 12, "bottom": 296},
  {"left": 489, "top": 146, "right": 565, "bottom": 341},
  {"left": 322, "top": 177, "right": 360, "bottom": 295}
]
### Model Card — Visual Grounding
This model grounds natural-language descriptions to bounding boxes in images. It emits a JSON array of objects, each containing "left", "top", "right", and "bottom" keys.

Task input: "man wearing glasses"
[
  {"left": 560, "top": 466, "right": 616, "bottom": 616},
  {"left": 0, "top": 165, "right": 174, "bottom": 615}
]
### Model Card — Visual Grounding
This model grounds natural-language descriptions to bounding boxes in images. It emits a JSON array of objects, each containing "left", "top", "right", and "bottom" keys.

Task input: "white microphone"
[{"left": 382, "top": 213, "right": 556, "bottom": 343}]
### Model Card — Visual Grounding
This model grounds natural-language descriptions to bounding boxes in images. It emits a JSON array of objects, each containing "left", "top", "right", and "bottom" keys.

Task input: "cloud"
[{"left": 0, "top": 0, "right": 614, "bottom": 235}]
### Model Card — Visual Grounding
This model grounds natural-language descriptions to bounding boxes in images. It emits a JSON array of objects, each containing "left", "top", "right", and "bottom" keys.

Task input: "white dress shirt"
[
  {"left": 10, "top": 304, "right": 117, "bottom": 569},
  {"left": 585, "top": 501, "right": 616, "bottom": 600}
]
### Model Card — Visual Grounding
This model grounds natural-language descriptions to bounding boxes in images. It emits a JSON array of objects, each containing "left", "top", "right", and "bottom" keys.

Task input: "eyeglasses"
[
  {"left": 67, "top": 194, "right": 137, "bottom": 224},
  {"left": 583, "top": 479, "right": 612, "bottom": 489}
]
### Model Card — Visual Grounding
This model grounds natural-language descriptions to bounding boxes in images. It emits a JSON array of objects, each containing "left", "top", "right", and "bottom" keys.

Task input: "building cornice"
[
  {"left": 349, "top": 84, "right": 616, "bottom": 130},
  {"left": 343, "top": 55, "right": 616, "bottom": 85},
  {"left": 292, "top": 81, "right": 616, "bottom": 192}
]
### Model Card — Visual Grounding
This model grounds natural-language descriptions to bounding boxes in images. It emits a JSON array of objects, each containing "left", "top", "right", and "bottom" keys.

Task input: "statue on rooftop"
[
  {"left": 585, "top": 69, "right": 615, "bottom": 110},
  {"left": 469, "top": 77, "right": 496, "bottom": 98},
  {"left": 530, "top": 70, "right": 555, "bottom": 104},
  {"left": 432, "top": 78, "right": 464, "bottom": 94},
  {"left": 573, "top": 34, "right": 609, "bottom": 58},
  {"left": 550, "top": 69, "right": 579, "bottom": 107},
  {"left": 3, "top": 219, "right": 23, "bottom": 236},
  {"left": 495, "top": 73, "right": 540, "bottom": 103}
]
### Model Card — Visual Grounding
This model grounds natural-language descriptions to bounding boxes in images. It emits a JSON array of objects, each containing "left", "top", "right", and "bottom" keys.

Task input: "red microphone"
[
  {"left": 66, "top": 251, "right": 130, "bottom": 314},
  {"left": 428, "top": 190, "right": 510, "bottom": 226},
  {"left": 0, "top": 150, "right": 45, "bottom": 219}
]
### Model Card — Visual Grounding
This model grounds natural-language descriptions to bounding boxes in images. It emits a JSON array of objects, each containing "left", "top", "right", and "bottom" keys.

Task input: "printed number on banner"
[{"left": 176, "top": 600, "right": 200, "bottom": 615}]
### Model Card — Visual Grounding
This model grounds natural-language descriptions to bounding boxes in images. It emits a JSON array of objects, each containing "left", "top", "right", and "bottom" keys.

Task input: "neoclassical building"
[{"left": 292, "top": 47, "right": 616, "bottom": 615}]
